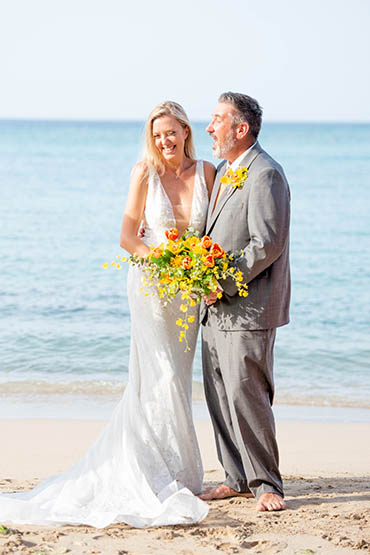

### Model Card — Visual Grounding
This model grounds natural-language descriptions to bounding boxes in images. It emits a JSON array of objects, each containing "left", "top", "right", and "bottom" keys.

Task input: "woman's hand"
[{"left": 203, "top": 287, "right": 222, "bottom": 306}]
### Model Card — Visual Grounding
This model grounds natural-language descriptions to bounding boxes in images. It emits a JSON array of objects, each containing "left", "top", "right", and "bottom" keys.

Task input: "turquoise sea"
[{"left": 1, "top": 120, "right": 369, "bottom": 420}]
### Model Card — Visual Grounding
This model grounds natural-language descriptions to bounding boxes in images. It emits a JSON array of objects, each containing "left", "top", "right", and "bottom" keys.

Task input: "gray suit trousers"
[{"left": 201, "top": 322, "right": 283, "bottom": 499}]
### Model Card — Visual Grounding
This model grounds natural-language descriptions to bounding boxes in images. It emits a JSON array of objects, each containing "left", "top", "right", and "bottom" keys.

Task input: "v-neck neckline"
[{"left": 157, "top": 161, "right": 199, "bottom": 232}]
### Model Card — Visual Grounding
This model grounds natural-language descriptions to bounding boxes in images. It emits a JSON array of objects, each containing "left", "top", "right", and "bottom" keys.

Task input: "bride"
[{"left": 0, "top": 102, "right": 215, "bottom": 529}]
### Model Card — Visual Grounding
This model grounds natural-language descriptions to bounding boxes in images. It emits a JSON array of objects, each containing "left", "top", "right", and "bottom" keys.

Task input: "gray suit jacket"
[{"left": 201, "top": 141, "right": 291, "bottom": 330}]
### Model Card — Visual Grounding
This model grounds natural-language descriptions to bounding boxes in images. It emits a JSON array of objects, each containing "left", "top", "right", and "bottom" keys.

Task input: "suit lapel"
[
  {"left": 207, "top": 179, "right": 236, "bottom": 233},
  {"left": 206, "top": 142, "right": 263, "bottom": 235}
]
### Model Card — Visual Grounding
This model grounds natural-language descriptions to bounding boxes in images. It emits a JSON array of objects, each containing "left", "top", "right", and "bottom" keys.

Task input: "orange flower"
[
  {"left": 203, "top": 254, "right": 215, "bottom": 267},
  {"left": 210, "top": 243, "right": 224, "bottom": 258},
  {"left": 201, "top": 236, "right": 212, "bottom": 249},
  {"left": 151, "top": 247, "right": 163, "bottom": 258},
  {"left": 182, "top": 255, "right": 193, "bottom": 269},
  {"left": 165, "top": 228, "right": 179, "bottom": 241}
]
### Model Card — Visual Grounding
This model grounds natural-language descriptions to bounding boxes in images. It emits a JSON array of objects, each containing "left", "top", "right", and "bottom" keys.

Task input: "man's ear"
[{"left": 235, "top": 122, "right": 249, "bottom": 140}]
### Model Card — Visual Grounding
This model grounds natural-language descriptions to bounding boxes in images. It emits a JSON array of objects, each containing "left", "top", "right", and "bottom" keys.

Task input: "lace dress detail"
[{"left": 0, "top": 161, "right": 209, "bottom": 529}]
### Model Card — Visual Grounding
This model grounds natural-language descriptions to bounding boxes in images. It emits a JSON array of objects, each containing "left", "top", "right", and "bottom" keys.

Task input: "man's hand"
[{"left": 203, "top": 287, "right": 223, "bottom": 306}]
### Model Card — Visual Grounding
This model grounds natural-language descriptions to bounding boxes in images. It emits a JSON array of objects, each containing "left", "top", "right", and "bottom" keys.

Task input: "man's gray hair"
[{"left": 219, "top": 92, "right": 263, "bottom": 139}]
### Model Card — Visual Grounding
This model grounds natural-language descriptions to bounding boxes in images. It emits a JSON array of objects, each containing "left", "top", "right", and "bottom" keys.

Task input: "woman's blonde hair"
[{"left": 143, "top": 101, "right": 195, "bottom": 175}]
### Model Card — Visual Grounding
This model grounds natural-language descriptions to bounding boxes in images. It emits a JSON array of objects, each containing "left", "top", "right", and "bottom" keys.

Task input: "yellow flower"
[
  {"left": 184, "top": 236, "right": 200, "bottom": 248},
  {"left": 180, "top": 304, "right": 188, "bottom": 312},
  {"left": 121, "top": 256, "right": 127, "bottom": 262},
  {"left": 160, "top": 275, "right": 171, "bottom": 284},
  {"left": 217, "top": 291, "right": 223, "bottom": 299},
  {"left": 176, "top": 318, "right": 183, "bottom": 326},
  {"left": 171, "top": 255, "right": 183, "bottom": 268},
  {"left": 110, "top": 261, "right": 115, "bottom": 266},
  {"left": 188, "top": 315, "right": 195, "bottom": 323},
  {"left": 102, "top": 263, "right": 108, "bottom": 269},
  {"left": 220, "top": 166, "right": 248, "bottom": 189},
  {"left": 116, "top": 263, "right": 121, "bottom": 269},
  {"left": 192, "top": 244, "right": 208, "bottom": 256},
  {"left": 167, "top": 241, "right": 178, "bottom": 253}
]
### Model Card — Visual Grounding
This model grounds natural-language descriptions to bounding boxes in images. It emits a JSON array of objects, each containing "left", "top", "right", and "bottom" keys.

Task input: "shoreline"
[
  {"left": 1, "top": 395, "right": 370, "bottom": 423},
  {"left": 1, "top": 379, "right": 369, "bottom": 410},
  {"left": 1, "top": 418, "right": 369, "bottom": 553}
]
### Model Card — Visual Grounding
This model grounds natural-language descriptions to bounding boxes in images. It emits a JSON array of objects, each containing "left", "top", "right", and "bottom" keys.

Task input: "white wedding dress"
[{"left": 0, "top": 161, "right": 209, "bottom": 529}]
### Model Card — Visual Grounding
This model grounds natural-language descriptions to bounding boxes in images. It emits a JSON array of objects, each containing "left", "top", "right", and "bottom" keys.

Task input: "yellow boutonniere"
[{"left": 220, "top": 166, "right": 248, "bottom": 189}]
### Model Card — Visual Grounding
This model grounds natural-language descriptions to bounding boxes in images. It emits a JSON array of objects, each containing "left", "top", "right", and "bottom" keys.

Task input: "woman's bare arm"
[
  {"left": 203, "top": 161, "right": 216, "bottom": 199},
  {"left": 120, "top": 162, "right": 151, "bottom": 257}
]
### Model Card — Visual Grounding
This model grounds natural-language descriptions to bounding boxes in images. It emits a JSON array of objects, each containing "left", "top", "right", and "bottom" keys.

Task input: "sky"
[{"left": 0, "top": 0, "right": 369, "bottom": 122}]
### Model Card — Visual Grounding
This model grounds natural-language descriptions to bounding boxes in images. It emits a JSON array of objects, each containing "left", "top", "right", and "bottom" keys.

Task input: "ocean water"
[{"left": 1, "top": 120, "right": 369, "bottom": 418}]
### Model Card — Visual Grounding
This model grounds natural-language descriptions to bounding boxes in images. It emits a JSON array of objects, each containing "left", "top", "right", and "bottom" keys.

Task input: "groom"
[{"left": 200, "top": 92, "right": 290, "bottom": 512}]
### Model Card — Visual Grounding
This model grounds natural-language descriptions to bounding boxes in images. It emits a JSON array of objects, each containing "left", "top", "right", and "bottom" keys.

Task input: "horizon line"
[{"left": 1, "top": 117, "right": 369, "bottom": 125}]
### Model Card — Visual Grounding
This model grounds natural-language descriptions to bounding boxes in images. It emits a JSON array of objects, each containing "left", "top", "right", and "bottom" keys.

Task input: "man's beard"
[{"left": 213, "top": 128, "right": 237, "bottom": 159}]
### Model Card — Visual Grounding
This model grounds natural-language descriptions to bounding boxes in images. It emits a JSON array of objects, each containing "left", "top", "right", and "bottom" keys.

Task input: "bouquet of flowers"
[{"left": 105, "top": 228, "right": 248, "bottom": 350}]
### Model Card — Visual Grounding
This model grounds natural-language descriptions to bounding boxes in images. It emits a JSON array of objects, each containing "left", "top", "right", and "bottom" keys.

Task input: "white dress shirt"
[{"left": 228, "top": 142, "right": 257, "bottom": 171}]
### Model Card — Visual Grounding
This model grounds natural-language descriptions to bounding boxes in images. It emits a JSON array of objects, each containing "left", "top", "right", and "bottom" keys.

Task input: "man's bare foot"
[
  {"left": 256, "top": 492, "right": 286, "bottom": 512},
  {"left": 200, "top": 484, "right": 253, "bottom": 501}
]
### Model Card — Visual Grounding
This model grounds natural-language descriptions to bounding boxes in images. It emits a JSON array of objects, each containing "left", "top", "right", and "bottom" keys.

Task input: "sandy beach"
[{"left": 0, "top": 418, "right": 369, "bottom": 554}]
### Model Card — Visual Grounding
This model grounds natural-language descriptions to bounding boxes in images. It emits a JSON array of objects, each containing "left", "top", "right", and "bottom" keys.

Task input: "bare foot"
[
  {"left": 256, "top": 492, "right": 286, "bottom": 512},
  {"left": 200, "top": 484, "right": 253, "bottom": 501}
]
